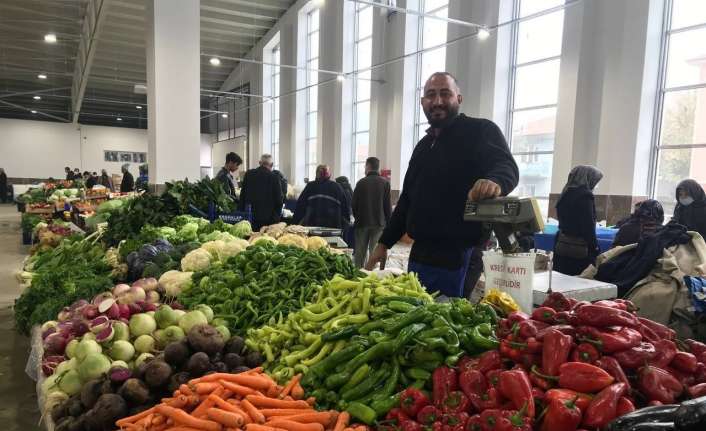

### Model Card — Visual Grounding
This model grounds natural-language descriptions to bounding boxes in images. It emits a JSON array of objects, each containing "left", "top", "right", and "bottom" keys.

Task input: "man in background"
[
  {"left": 272, "top": 168, "right": 288, "bottom": 204},
  {"left": 352, "top": 157, "right": 391, "bottom": 268},
  {"left": 215, "top": 152, "right": 243, "bottom": 198},
  {"left": 294, "top": 165, "right": 350, "bottom": 229},
  {"left": 120, "top": 164, "right": 135, "bottom": 193},
  {"left": 65, "top": 167, "right": 74, "bottom": 181},
  {"left": 239, "top": 154, "right": 283, "bottom": 230}
]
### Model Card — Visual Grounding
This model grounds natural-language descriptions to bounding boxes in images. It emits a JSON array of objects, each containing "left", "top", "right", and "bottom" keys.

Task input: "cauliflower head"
[
  {"left": 181, "top": 248, "right": 212, "bottom": 272},
  {"left": 201, "top": 240, "right": 226, "bottom": 258},
  {"left": 249, "top": 235, "right": 278, "bottom": 246},
  {"left": 278, "top": 234, "right": 307, "bottom": 249},
  {"left": 158, "top": 270, "right": 194, "bottom": 297},
  {"left": 218, "top": 238, "right": 248, "bottom": 261},
  {"left": 306, "top": 236, "right": 328, "bottom": 251}
]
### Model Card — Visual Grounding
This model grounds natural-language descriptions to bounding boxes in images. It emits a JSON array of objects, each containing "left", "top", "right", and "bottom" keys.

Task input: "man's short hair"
[
  {"left": 226, "top": 152, "right": 243, "bottom": 165},
  {"left": 365, "top": 157, "right": 380, "bottom": 171},
  {"left": 260, "top": 154, "right": 273, "bottom": 165},
  {"left": 426, "top": 72, "right": 460, "bottom": 91}
]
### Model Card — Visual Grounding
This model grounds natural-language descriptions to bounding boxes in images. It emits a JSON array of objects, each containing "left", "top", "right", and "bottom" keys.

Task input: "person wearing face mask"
[
  {"left": 671, "top": 179, "right": 706, "bottom": 238},
  {"left": 365, "top": 72, "right": 519, "bottom": 297},
  {"left": 553, "top": 165, "right": 603, "bottom": 276},
  {"left": 215, "top": 152, "right": 243, "bottom": 198}
]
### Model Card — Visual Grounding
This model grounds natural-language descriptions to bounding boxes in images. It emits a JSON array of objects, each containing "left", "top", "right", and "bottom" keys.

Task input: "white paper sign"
[{"left": 482, "top": 251, "right": 537, "bottom": 313}]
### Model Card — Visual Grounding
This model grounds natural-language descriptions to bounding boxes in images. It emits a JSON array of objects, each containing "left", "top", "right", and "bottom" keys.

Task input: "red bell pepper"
[
  {"left": 532, "top": 362, "right": 614, "bottom": 393},
  {"left": 536, "top": 324, "right": 576, "bottom": 341},
  {"left": 496, "top": 319, "right": 514, "bottom": 340},
  {"left": 594, "top": 356, "right": 630, "bottom": 386},
  {"left": 498, "top": 407, "right": 532, "bottom": 431},
  {"left": 433, "top": 422, "right": 443, "bottom": 431},
  {"left": 432, "top": 366, "right": 458, "bottom": 406},
  {"left": 442, "top": 391, "right": 471, "bottom": 414},
  {"left": 377, "top": 425, "right": 398, "bottom": 431},
  {"left": 541, "top": 292, "right": 572, "bottom": 312},
  {"left": 516, "top": 353, "right": 541, "bottom": 371},
  {"left": 638, "top": 317, "right": 676, "bottom": 341},
  {"left": 581, "top": 383, "right": 627, "bottom": 429},
  {"left": 479, "top": 409, "right": 505, "bottom": 431},
  {"left": 401, "top": 387, "right": 431, "bottom": 417},
  {"left": 500, "top": 339, "right": 520, "bottom": 362},
  {"left": 647, "top": 339, "right": 677, "bottom": 368},
  {"left": 686, "top": 339, "right": 706, "bottom": 362},
  {"left": 386, "top": 408, "right": 410, "bottom": 424},
  {"left": 531, "top": 387, "right": 545, "bottom": 403},
  {"left": 442, "top": 412, "right": 469, "bottom": 431},
  {"left": 687, "top": 383, "right": 706, "bottom": 398},
  {"left": 665, "top": 365, "right": 696, "bottom": 387},
  {"left": 458, "top": 355, "right": 480, "bottom": 372},
  {"left": 529, "top": 370, "right": 553, "bottom": 391},
  {"left": 616, "top": 397, "right": 635, "bottom": 417},
  {"left": 576, "top": 305, "right": 640, "bottom": 328},
  {"left": 485, "top": 369, "right": 503, "bottom": 389},
  {"left": 400, "top": 420, "right": 424, "bottom": 431},
  {"left": 636, "top": 322, "right": 661, "bottom": 343},
  {"left": 612, "top": 342, "right": 657, "bottom": 370},
  {"left": 648, "top": 400, "right": 664, "bottom": 407},
  {"left": 570, "top": 343, "right": 601, "bottom": 364},
  {"left": 592, "top": 300, "right": 627, "bottom": 311},
  {"left": 695, "top": 362, "right": 706, "bottom": 384},
  {"left": 554, "top": 311, "right": 579, "bottom": 326},
  {"left": 637, "top": 365, "right": 684, "bottom": 404},
  {"left": 517, "top": 320, "right": 540, "bottom": 339},
  {"left": 469, "top": 388, "right": 502, "bottom": 412},
  {"left": 540, "top": 395, "right": 582, "bottom": 431},
  {"left": 541, "top": 329, "right": 573, "bottom": 376},
  {"left": 507, "top": 311, "right": 530, "bottom": 324},
  {"left": 544, "top": 389, "right": 592, "bottom": 412},
  {"left": 571, "top": 301, "right": 591, "bottom": 311},
  {"left": 459, "top": 369, "right": 487, "bottom": 400},
  {"left": 614, "top": 299, "right": 638, "bottom": 312},
  {"left": 576, "top": 326, "right": 642, "bottom": 353},
  {"left": 476, "top": 351, "right": 503, "bottom": 374},
  {"left": 531, "top": 307, "right": 557, "bottom": 324},
  {"left": 671, "top": 351, "right": 699, "bottom": 373},
  {"left": 465, "top": 415, "right": 482, "bottom": 431},
  {"left": 498, "top": 370, "right": 535, "bottom": 419},
  {"left": 417, "top": 405, "right": 441, "bottom": 426}
]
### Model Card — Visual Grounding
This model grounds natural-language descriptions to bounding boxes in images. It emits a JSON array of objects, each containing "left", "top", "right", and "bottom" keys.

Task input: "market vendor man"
[{"left": 365, "top": 72, "right": 519, "bottom": 297}]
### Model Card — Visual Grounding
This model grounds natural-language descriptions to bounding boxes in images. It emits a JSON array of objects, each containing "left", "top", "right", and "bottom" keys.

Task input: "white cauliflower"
[
  {"left": 158, "top": 270, "right": 194, "bottom": 297},
  {"left": 217, "top": 238, "right": 248, "bottom": 261},
  {"left": 201, "top": 240, "right": 226, "bottom": 258},
  {"left": 249, "top": 235, "right": 278, "bottom": 246},
  {"left": 278, "top": 234, "right": 307, "bottom": 249},
  {"left": 181, "top": 248, "right": 212, "bottom": 272},
  {"left": 306, "top": 236, "right": 329, "bottom": 251}
]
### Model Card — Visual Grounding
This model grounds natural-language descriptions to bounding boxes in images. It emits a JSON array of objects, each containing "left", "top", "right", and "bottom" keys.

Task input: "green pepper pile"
[
  {"left": 246, "top": 273, "right": 500, "bottom": 420},
  {"left": 178, "top": 242, "right": 362, "bottom": 333}
]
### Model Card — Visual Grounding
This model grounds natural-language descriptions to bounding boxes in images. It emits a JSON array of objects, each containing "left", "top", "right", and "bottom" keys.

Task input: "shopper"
[
  {"left": 365, "top": 72, "right": 519, "bottom": 297},
  {"left": 351, "top": 157, "right": 391, "bottom": 268},
  {"left": 671, "top": 179, "right": 706, "bottom": 238},
  {"left": 85, "top": 171, "right": 97, "bottom": 188},
  {"left": 73, "top": 168, "right": 81, "bottom": 178},
  {"left": 215, "top": 152, "right": 243, "bottom": 198},
  {"left": 272, "top": 168, "right": 288, "bottom": 203},
  {"left": 99, "top": 169, "right": 114, "bottom": 191},
  {"left": 120, "top": 164, "right": 135, "bottom": 193},
  {"left": 65, "top": 167, "right": 74, "bottom": 181},
  {"left": 553, "top": 165, "right": 603, "bottom": 276},
  {"left": 612, "top": 199, "right": 664, "bottom": 247},
  {"left": 294, "top": 165, "right": 351, "bottom": 229},
  {"left": 239, "top": 154, "right": 283, "bottom": 231},
  {"left": 136, "top": 164, "right": 149, "bottom": 192},
  {"left": 336, "top": 176, "right": 354, "bottom": 209},
  {"left": 0, "top": 168, "right": 7, "bottom": 203}
]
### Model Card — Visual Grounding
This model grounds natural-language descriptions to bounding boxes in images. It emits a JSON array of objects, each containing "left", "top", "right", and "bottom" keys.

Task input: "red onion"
[
  {"left": 128, "top": 303, "right": 142, "bottom": 315},
  {"left": 82, "top": 304, "right": 98, "bottom": 320},
  {"left": 71, "top": 319, "right": 89, "bottom": 336},
  {"left": 142, "top": 302, "right": 157, "bottom": 312},
  {"left": 95, "top": 324, "right": 114, "bottom": 344},
  {"left": 118, "top": 303, "right": 131, "bottom": 319},
  {"left": 41, "top": 326, "right": 57, "bottom": 340},
  {"left": 90, "top": 316, "right": 110, "bottom": 334},
  {"left": 43, "top": 333, "right": 68, "bottom": 356}
]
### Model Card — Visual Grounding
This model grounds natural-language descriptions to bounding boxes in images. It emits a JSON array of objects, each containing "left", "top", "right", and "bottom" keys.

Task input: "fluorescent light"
[
  {"left": 210, "top": 57, "right": 221, "bottom": 66},
  {"left": 33, "top": 95, "right": 41, "bottom": 100},
  {"left": 117, "top": 117, "right": 123, "bottom": 121},
  {"left": 37, "top": 74, "right": 47, "bottom": 79},
  {"left": 136, "top": 105, "right": 142, "bottom": 110},
  {"left": 44, "top": 33, "right": 57, "bottom": 43},
  {"left": 221, "top": 113, "right": 228, "bottom": 118},
  {"left": 477, "top": 28, "right": 490, "bottom": 40},
  {"left": 337, "top": 74, "right": 345, "bottom": 82},
  {"left": 312, "top": 0, "right": 325, "bottom": 7},
  {"left": 31, "top": 110, "right": 37, "bottom": 114}
]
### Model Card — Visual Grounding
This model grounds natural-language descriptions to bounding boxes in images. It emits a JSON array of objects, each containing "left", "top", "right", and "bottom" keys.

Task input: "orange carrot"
[
  {"left": 167, "top": 395, "right": 189, "bottom": 409},
  {"left": 153, "top": 415, "right": 167, "bottom": 425},
  {"left": 152, "top": 423, "right": 169, "bottom": 431},
  {"left": 332, "top": 412, "right": 349, "bottom": 431},
  {"left": 191, "top": 386, "right": 226, "bottom": 418},
  {"left": 241, "top": 399, "right": 266, "bottom": 424},
  {"left": 352, "top": 426, "right": 368, "bottom": 431},
  {"left": 195, "top": 382, "right": 223, "bottom": 395},
  {"left": 163, "top": 427, "right": 204, "bottom": 431},
  {"left": 179, "top": 384, "right": 194, "bottom": 396},
  {"left": 259, "top": 409, "right": 318, "bottom": 418},
  {"left": 221, "top": 381, "right": 259, "bottom": 397},
  {"left": 245, "top": 367, "right": 264, "bottom": 375},
  {"left": 225, "top": 428, "right": 241, "bottom": 431},
  {"left": 116, "top": 407, "right": 157, "bottom": 427},
  {"left": 305, "top": 398, "right": 316, "bottom": 406},
  {"left": 280, "top": 412, "right": 337, "bottom": 427},
  {"left": 245, "top": 396, "right": 311, "bottom": 410},
  {"left": 208, "top": 408, "right": 246, "bottom": 428},
  {"left": 197, "top": 374, "right": 274, "bottom": 390},
  {"left": 246, "top": 424, "right": 287, "bottom": 431},
  {"left": 154, "top": 405, "right": 222, "bottom": 431},
  {"left": 291, "top": 383, "right": 305, "bottom": 401},
  {"left": 279, "top": 375, "right": 302, "bottom": 399},
  {"left": 265, "top": 419, "right": 324, "bottom": 431},
  {"left": 342, "top": 427, "right": 354, "bottom": 431},
  {"left": 267, "top": 385, "right": 282, "bottom": 398}
]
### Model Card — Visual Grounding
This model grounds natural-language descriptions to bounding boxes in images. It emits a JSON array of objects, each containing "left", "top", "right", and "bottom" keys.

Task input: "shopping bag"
[{"left": 482, "top": 251, "right": 536, "bottom": 313}]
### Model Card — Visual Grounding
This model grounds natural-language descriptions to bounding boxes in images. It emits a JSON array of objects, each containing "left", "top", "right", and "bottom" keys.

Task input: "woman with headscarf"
[
  {"left": 612, "top": 199, "right": 664, "bottom": 247},
  {"left": 554, "top": 165, "right": 603, "bottom": 275},
  {"left": 671, "top": 179, "right": 706, "bottom": 238}
]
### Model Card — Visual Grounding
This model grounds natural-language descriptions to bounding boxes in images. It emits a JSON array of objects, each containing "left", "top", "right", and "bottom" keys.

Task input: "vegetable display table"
[
  {"left": 533, "top": 270, "right": 617, "bottom": 305},
  {"left": 534, "top": 224, "right": 618, "bottom": 253}
]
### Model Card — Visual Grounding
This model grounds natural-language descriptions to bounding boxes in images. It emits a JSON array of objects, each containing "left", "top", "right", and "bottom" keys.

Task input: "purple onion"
[
  {"left": 71, "top": 319, "right": 89, "bottom": 336},
  {"left": 128, "top": 303, "right": 142, "bottom": 315},
  {"left": 82, "top": 304, "right": 98, "bottom": 320},
  {"left": 90, "top": 316, "right": 110, "bottom": 334},
  {"left": 95, "top": 324, "right": 114, "bottom": 344},
  {"left": 118, "top": 304, "right": 131, "bottom": 319},
  {"left": 142, "top": 302, "right": 157, "bottom": 312},
  {"left": 41, "top": 326, "right": 57, "bottom": 340},
  {"left": 43, "top": 332, "right": 68, "bottom": 356}
]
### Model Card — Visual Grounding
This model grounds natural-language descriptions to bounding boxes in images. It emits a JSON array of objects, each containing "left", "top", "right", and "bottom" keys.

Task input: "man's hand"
[
  {"left": 468, "top": 179, "right": 502, "bottom": 201},
  {"left": 365, "top": 244, "right": 388, "bottom": 271}
]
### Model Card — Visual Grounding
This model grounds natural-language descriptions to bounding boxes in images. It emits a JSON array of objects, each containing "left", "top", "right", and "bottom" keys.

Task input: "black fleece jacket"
[{"left": 379, "top": 114, "right": 519, "bottom": 268}]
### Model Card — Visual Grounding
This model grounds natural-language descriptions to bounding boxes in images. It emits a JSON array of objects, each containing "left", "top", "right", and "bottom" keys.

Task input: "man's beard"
[{"left": 425, "top": 105, "right": 459, "bottom": 128}]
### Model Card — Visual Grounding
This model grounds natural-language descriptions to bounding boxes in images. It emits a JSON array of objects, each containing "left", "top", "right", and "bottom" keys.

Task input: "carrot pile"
[{"left": 115, "top": 369, "right": 358, "bottom": 431}]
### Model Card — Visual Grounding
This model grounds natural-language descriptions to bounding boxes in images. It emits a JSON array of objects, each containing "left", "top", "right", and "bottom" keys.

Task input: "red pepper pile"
[{"left": 384, "top": 293, "right": 706, "bottom": 431}]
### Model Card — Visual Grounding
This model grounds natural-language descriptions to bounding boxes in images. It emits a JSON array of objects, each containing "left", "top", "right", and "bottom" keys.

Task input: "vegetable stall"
[{"left": 11, "top": 186, "right": 706, "bottom": 431}]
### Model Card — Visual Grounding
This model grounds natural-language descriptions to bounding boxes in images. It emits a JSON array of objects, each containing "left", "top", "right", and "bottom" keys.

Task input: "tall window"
[
  {"left": 414, "top": 0, "right": 449, "bottom": 144},
  {"left": 652, "top": 0, "right": 706, "bottom": 216},
  {"left": 352, "top": 3, "right": 373, "bottom": 183},
  {"left": 508, "top": 0, "right": 565, "bottom": 216},
  {"left": 305, "top": 9, "right": 320, "bottom": 180},
  {"left": 268, "top": 44, "right": 281, "bottom": 169}
]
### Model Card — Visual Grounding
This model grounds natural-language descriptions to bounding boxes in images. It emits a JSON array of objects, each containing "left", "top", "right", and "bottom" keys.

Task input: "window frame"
[
  {"left": 305, "top": 8, "right": 320, "bottom": 180},
  {"left": 351, "top": 3, "right": 374, "bottom": 184},
  {"left": 269, "top": 43, "right": 281, "bottom": 169}
]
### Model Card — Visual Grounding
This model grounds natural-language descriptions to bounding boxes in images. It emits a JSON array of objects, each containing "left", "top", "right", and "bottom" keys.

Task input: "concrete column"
[
  {"left": 146, "top": 0, "right": 201, "bottom": 185},
  {"left": 319, "top": 0, "right": 344, "bottom": 173}
]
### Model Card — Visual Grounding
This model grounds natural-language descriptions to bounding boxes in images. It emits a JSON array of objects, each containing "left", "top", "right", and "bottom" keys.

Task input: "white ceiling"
[{"left": 0, "top": 0, "right": 295, "bottom": 129}]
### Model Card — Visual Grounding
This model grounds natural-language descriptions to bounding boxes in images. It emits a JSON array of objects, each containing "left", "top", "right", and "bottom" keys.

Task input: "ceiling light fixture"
[
  {"left": 31, "top": 110, "right": 37, "bottom": 114},
  {"left": 33, "top": 95, "right": 41, "bottom": 100},
  {"left": 210, "top": 57, "right": 221, "bottom": 66},
  {"left": 313, "top": 0, "right": 325, "bottom": 7},
  {"left": 117, "top": 117, "right": 123, "bottom": 121},
  {"left": 37, "top": 74, "right": 47, "bottom": 79},
  {"left": 221, "top": 113, "right": 228, "bottom": 118},
  {"left": 477, "top": 27, "right": 490, "bottom": 40},
  {"left": 337, "top": 74, "right": 345, "bottom": 82},
  {"left": 44, "top": 33, "right": 57, "bottom": 43},
  {"left": 136, "top": 105, "right": 142, "bottom": 110}
]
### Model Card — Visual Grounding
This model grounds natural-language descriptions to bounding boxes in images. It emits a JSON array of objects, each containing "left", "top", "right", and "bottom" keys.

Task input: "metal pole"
[{"left": 0, "top": 99, "right": 70, "bottom": 122}]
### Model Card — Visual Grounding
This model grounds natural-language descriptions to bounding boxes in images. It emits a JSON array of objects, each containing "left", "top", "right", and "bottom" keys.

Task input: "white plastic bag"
[{"left": 482, "top": 251, "right": 536, "bottom": 312}]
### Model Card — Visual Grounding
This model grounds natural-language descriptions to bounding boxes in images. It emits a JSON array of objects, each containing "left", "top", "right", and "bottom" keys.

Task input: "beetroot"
[{"left": 44, "top": 332, "right": 68, "bottom": 356}]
